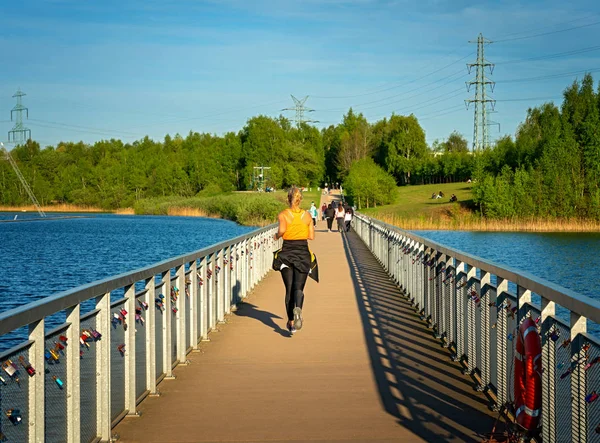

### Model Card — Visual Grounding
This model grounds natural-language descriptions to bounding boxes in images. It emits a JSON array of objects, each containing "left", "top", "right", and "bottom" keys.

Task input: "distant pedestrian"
[
  {"left": 325, "top": 203, "right": 335, "bottom": 232},
  {"left": 273, "top": 187, "right": 315, "bottom": 334},
  {"left": 335, "top": 204, "right": 345, "bottom": 232},
  {"left": 309, "top": 201, "right": 318, "bottom": 226},
  {"left": 321, "top": 203, "right": 327, "bottom": 220},
  {"left": 344, "top": 207, "right": 353, "bottom": 232}
]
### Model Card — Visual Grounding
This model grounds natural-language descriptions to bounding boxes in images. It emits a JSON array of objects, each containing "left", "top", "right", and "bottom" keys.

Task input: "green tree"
[{"left": 343, "top": 158, "right": 397, "bottom": 209}]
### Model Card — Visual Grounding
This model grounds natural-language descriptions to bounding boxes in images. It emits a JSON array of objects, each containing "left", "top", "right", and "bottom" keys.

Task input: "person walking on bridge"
[
  {"left": 309, "top": 201, "right": 318, "bottom": 227},
  {"left": 324, "top": 203, "right": 335, "bottom": 232},
  {"left": 273, "top": 187, "right": 315, "bottom": 334},
  {"left": 335, "top": 204, "right": 345, "bottom": 232}
]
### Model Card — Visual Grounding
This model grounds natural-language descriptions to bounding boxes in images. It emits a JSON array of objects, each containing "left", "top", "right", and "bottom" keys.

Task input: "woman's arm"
[
  {"left": 303, "top": 211, "right": 315, "bottom": 240},
  {"left": 274, "top": 211, "right": 287, "bottom": 240}
]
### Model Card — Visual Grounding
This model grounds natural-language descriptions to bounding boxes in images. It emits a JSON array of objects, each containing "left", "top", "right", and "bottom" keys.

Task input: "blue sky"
[{"left": 1, "top": 0, "right": 599, "bottom": 148}]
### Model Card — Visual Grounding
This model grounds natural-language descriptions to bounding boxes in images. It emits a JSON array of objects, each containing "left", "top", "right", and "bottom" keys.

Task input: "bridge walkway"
[{"left": 114, "top": 200, "right": 498, "bottom": 442}]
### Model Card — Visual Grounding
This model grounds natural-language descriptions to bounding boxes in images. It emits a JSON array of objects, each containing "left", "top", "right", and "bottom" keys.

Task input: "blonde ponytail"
[{"left": 287, "top": 186, "right": 302, "bottom": 208}]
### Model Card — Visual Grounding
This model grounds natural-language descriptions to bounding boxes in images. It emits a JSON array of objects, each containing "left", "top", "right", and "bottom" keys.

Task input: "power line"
[
  {"left": 495, "top": 45, "right": 600, "bottom": 65},
  {"left": 496, "top": 68, "right": 600, "bottom": 83},
  {"left": 29, "top": 118, "right": 140, "bottom": 138},
  {"left": 495, "top": 96, "right": 562, "bottom": 102},
  {"left": 312, "top": 51, "right": 474, "bottom": 99},
  {"left": 128, "top": 99, "right": 288, "bottom": 130},
  {"left": 495, "top": 20, "right": 600, "bottom": 43},
  {"left": 369, "top": 87, "right": 466, "bottom": 121},
  {"left": 317, "top": 70, "right": 468, "bottom": 113},
  {"left": 419, "top": 107, "right": 465, "bottom": 121},
  {"left": 27, "top": 121, "right": 141, "bottom": 139},
  {"left": 492, "top": 13, "right": 600, "bottom": 41}
]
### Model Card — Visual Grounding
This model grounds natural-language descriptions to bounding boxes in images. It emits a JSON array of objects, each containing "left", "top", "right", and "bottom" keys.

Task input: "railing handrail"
[
  {"left": 0, "top": 223, "right": 277, "bottom": 336},
  {"left": 356, "top": 213, "right": 600, "bottom": 324}
]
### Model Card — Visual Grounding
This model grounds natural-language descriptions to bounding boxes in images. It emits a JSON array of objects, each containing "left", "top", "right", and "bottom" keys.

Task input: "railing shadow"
[
  {"left": 233, "top": 301, "right": 290, "bottom": 338},
  {"left": 342, "top": 230, "right": 503, "bottom": 442}
]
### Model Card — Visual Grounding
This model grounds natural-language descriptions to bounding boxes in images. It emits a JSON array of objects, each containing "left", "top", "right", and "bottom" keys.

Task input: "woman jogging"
[
  {"left": 335, "top": 204, "right": 345, "bottom": 232},
  {"left": 273, "top": 187, "right": 315, "bottom": 334}
]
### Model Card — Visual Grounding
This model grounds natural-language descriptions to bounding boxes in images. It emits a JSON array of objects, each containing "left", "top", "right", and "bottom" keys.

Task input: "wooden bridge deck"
[{"left": 115, "top": 202, "right": 499, "bottom": 442}]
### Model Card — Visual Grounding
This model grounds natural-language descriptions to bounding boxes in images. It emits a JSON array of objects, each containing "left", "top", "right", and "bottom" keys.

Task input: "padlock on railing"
[
  {"left": 53, "top": 375, "right": 64, "bottom": 389},
  {"left": 6, "top": 408, "right": 22, "bottom": 426},
  {"left": 18, "top": 356, "right": 35, "bottom": 377}
]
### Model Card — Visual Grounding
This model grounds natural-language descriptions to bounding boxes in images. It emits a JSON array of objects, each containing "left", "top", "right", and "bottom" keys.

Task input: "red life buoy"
[{"left": 514, "top": 317, "right": 542, "bottom": 430}]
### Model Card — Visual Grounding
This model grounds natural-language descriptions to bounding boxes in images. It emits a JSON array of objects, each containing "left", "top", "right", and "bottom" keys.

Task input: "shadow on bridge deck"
[
  {"left": 114, "top": 226, "right": 501, "bottom": 443},
  {"left": 342, "top": 231, "right": 502, "bottom": 442}
]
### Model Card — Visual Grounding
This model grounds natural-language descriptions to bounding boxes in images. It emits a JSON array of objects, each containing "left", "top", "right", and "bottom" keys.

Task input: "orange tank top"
[{"left": 282, "top": 209, "right": 309, "bottom": 240}]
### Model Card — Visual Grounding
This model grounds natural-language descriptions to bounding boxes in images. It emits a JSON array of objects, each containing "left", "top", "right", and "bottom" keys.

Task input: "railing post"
[
  {"left": 423, "top": 246, "right": 432, "bottom": 320},
  {"left": 454, "top": 261, "right": 467, "bottom": 362},
  {"left": 432, "top": 250, "right": 441, "bottom": 334},
  {"left": 466, "top": 265, "right": 477, "bottom": 375},
  {"left": 225, "top": 246, "right": 233, "bottom": 314},
  {"left": 413, "top": 243, "right": 426, "bottom": 311},
  {"left": 145, "top": 276, "right": 157, "bottom": 394},
  {"left": 517, "top": 285, "right": 532, "bottom": 313},
  {"left": 28, "top": 319, "right": 44, "bottom": 443},
  {"left": 570, "top": 313, "right": 587, "bottom": 443},
  {"left": 494, "top": 278, "right": 509, "bottom": 411},
  {"left": 234, "top": 243, "right": 241, "bottom": 305},
  {"left": 217, "top": 249, "right": 225, "bottom": 323},
  {"left": 445, "top": 255, "right": 455, "bottom": 348},
  {"left": 541, "top": 296, "right": 557, "bottom": 443},
  {"left": 208, "top": 254, "right": 216, "bottom": 330},
  {"left": 478, "top": 271, "right": 493, "bottom": 391},
  {"left": 199, "top": 257, "right": 208, "bottom": 341},
  {"left": 65, "top": 304, "right": 81, "bottom": 443},
  {"left": 124, "top": 284, "right": 138, "bottom": 414},
  {"left": 189, "top": 260, "right": 198, "bottom": 349},
  {"left": 162, "top": 270, "right": 173, "bottom": 378},
  {"left": 176, "top": 265, "right": 187, "bottom": 364},
  {"left": 242, "top": 240, "right": 248, "bottom": 299},
  {"left": 437, "top": 252, "right": 447, "bottom": 340},
  {"left": 96, "top": 292, "right": 111, "bottom": 441}
]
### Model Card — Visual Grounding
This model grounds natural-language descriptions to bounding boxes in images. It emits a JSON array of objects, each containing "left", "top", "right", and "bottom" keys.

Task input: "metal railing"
[
  {"left": 0, "top": 224, "right": 278, "bottom": 443},
  {"left": 353, "top": 213, "right": 600, "bottom": 443}
]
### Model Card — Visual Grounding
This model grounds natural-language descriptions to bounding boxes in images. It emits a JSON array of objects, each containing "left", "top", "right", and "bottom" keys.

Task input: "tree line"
[
  {"left": 5, "top": 73, "right": 595, "bottom": 217},
  {"left": 472, "top": 73, "right": 600, "bottom": 220},
  {"left": 0, "top": 107, "right": 472, "bottom": 210}
]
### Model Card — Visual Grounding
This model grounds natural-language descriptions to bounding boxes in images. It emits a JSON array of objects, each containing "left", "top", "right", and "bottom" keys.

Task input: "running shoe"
[
  {"left": 293, "top": 307, "right": 303, "bottom": 331},
  {"left": 287, "top": 322, "right": 296, "bottom": 335}
]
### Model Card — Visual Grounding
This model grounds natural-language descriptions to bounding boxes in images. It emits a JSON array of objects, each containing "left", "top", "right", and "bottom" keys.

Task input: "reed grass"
[
  {"left": 377, "top": 213, "right": 600, "bottom": 232},
  {"left": 0, "top": 204, "right": 107, "bottom": 213}
]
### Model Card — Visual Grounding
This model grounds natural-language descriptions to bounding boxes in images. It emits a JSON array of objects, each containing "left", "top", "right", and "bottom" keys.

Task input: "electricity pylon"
[
  {"left": 1, "top": 142, "right": 46, "bottom": 217},
  {"left": 8, "top": 88, "right": 32, "bottom": 143},
  {"left": 465, "top": 34, "right": 498, "bottom": 152},
  {"left": 281, "top": 95, "right": 318, "bottom": 126}
]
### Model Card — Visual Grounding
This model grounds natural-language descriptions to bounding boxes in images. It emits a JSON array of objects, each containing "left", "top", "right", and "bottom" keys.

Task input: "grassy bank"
[
  {"left": 0, "top": 188, "right": 322, "bottom": 226},
  {"left": 362, "top": 182, "right": 600, "bottom": 232},
  {"left": 134, "top": 193, "right": 286, "bottom": 226}
]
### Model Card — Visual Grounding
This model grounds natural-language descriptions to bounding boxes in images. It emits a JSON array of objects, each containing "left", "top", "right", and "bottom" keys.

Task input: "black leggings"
[
  {"left": 281, "top": 266, "right": 308, "bottom": 322},
  {"left": 326, "top": 217, "right": 333, "bottom": 230}
]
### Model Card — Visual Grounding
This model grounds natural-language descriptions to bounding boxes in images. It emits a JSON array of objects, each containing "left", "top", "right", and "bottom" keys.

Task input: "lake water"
[
  {"left": 418, "top": 231, "right": 600, "bottom": 302},
  {"left": 2, "top": 216, "right": 599, "bottom": 347},
  {"left": 0, "top": 213, "right": 254, "bottom": 349},
  {"left": 418, "top": 230, "right": 600, "bottom": 334}
]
